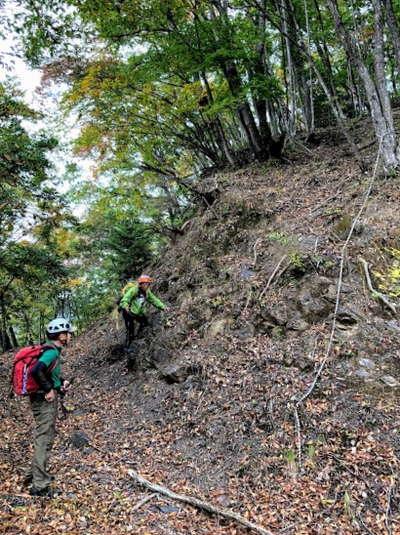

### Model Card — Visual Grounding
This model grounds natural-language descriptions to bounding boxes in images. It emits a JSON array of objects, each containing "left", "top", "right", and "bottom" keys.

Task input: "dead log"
[{"left": 128, "top": 470, "right": 274, "bottom": 535}]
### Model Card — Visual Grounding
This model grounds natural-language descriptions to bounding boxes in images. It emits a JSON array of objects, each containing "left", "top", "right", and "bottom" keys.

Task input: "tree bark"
[
  {"left": 9, "top": 325, "right": 18, "bottom": 348},
  {"left": 199, "top": 71, "right": 236, "bottom": 166},
  {"left": 384, "top": 0, "right": 400, "bottom": 77},
  {"left": 266, "top": 0, "right": 364, "bottom": 167},
  {"left": 222, "top": 60, "right": 267, "bottom": 160},
  {"left": 326, "top": 0, "right": 400, "bottom": 171},
  {"left": 0, "top": 298, "right": 12, "bottom": 352},
  {"left": 280, "top": 0, "right": 297, "bottom": 135}
]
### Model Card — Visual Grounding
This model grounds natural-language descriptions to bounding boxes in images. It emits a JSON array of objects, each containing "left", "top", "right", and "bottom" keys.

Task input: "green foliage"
[
  {"left": 0, "top": 241, "right": 68, "bottom": 346},
  {"left": 267, "top": 232, "right": 290, "bottom": 246},
  {"left": 0, "top": 82, "right": 59, "bottom": 239},
  {"left": 4, "top": 0, "right": 400, "bottom": 344},
  {"left": 0, "top": 83, "right": 76, "bottom": 349}
]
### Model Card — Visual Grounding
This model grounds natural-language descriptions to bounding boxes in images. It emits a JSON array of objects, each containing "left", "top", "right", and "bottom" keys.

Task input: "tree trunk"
[
  {"left": 384, "top": 0, "right": 400, "bottom": 77},
  {"left": 199, "top": 72, "right": 236, "bottom": 166},
  {"left": 23, "top": 310, "right": 33, "bottom": 345},
  {"left": 0, "top": 296, "right": 11, "bottom": 352},
  {"left": 9, "top": 325, "right": 18, "bottom": 348},
  {"left": 0, "top": 329, "right": 12, "bottom": 352},
  {"left": 283, "top": 0, "right": 314, "bottom": 135},
  {"left": 222, "top": 60, "right": 267, "bottom": 160},
  {"left": 312, "top": 0, "right": 343, "bottom": 115},
  {"left": 326, "top": 0, "right": 400, "bottom": 171},
  {"left": 208, "top": 0, "right": 272, "bottom": 160},
  {"left": 248, "top": 2, "right": 275, "bottom": 151},
  {"left": 280, "top": 0, "right": 297, "bottom": 135},
  {"left": 265, "top": 0, "right": 364, "bottom": 166}
]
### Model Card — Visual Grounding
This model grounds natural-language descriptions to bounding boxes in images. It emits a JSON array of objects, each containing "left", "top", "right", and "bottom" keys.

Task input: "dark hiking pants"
[
  {"left": 122, "top": 310, "right": 149, "bottom": 346},
  {"left": 26, "top": 392, "right": 58, "bottom": 490}
]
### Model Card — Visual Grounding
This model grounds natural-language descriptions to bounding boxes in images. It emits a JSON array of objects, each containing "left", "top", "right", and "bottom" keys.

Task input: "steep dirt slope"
[{"left": 1, "top": 120, "right": 400, "bottom": 534}]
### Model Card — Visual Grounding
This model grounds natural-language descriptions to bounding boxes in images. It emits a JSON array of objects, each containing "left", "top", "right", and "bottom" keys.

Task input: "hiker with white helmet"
[{"left": 24, "top": 317, "right": 74, "bottom": 497}]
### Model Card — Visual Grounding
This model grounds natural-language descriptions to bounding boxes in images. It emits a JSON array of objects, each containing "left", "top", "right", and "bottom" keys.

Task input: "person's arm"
[
  {"left": 31, "top": 361, "right": 53, "bottom": 393},
  {"left": 147, "top": 290, "right": 166, "bottom": 310},
  {"left": 120, "top": 286, "right": 138, "bottom": 309},
  {"left": 31, "top": 347, "right": 59, "bottom": 400}
]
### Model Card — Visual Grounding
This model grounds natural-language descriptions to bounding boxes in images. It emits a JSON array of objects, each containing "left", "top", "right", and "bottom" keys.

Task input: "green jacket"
[
  {"left": 39, "top": 342, "right": 62, "bottom": 389},
  {"left": 120, "top": 284, "right": 166, "bottom": 316}
]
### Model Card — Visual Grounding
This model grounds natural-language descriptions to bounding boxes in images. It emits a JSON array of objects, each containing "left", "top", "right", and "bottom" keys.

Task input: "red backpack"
[{"left": 11, "top": 344, "right": 58, "bottom": 396}]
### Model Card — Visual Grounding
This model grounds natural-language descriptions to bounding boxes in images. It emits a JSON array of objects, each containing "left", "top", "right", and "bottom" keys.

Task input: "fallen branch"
[
  {"left": 128, "top": 470, "right": 274, "bottom": 535},
  {"left": 259, "top": 255, "right": 287, "bottom": 300},
  {"left": 293, "top": 408, "right": 302, "bottom": 471},
  {"left": 359, "top": 138, "right": 377, "bottom": 151},
  {"left": 131, "top": 493, "right": 157, "bottom": 512},
  {"left": 357, "top": 515, "right": 377, "bottom": 535},
  {"left": 253, "top": 238, "right": 263, "bottom": 267},
  {"left": 359, "top": 257, "right": 396, "bottom": 315},
  {"left": 288, "top": 137, "right": 313, "bottom": 154},
  {"left": 307, "top": 175, "right": 351, "bottom": 217}
]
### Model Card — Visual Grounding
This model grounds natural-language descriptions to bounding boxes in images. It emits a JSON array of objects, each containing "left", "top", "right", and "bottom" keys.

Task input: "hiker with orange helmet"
[{"left": 120, "top": 275, "right": 168, "bottom": 346}]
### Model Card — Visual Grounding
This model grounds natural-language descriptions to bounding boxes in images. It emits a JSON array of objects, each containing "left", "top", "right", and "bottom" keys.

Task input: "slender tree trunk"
[
  {"left": 199, "top": 72, "right": 236, "bottom": 166},
  {"left": 304, "top": 0, "right": 315, "bottom": 133},
  {"left": 312, "top": 0, "right": 343, "bottom": 115},
  {"left": 280, "top": 0, "right": 297, "bottom": 135},
  {"left": 223, "top": 60, "right": 267, "bottom": 160},
  {"left": 0, "top": 299, "right": 12, "bottom": 352},
  {"left": 9, "top": 325, "right": 18, "bottom": 348},
  {"left": 284, "top": 0, "right": 314, "bottom": 135},
  {"left": 384, "top": 0, "right": 400, "bottom": 76},
  {"left": 248, "top": 1, "right": 275, "bottom": 151},
  {"left": 326, "top": 0, "right": 400, "bottom": 171},
  {"left": 208, "top": 0, "right": 272, "bottom": 160},
  {"left": 23, "top": 311, "right": 33, "bottom": 345}
]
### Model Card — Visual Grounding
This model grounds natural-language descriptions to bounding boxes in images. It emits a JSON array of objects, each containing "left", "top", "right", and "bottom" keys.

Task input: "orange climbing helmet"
[{"left": 138, "top": 275, "right": 152, "bottom": 284}]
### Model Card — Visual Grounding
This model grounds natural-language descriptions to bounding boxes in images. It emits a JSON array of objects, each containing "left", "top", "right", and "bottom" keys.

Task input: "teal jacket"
[
  {"left": 120, "top": 284, "right": 166, "bottom": 316},
  {"left": 38, "top": 342, "right": 62, "bottom": 389}
]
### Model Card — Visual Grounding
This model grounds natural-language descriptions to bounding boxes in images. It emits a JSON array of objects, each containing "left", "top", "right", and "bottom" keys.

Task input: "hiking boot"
[
  {"left": 23, "top": 474, "right": 54, "bottom": 488},
  {"left": 29, "top": 486, "right": 56, "bottom": 497},
  {"left": 22, "top": 475, "right": 33, "bottom": 487}
]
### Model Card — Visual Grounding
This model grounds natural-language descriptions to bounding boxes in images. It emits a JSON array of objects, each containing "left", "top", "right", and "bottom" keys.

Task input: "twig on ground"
[
  {"left": 253, "top": 238, "right": 263, "bottom": 266},
  {"left": 243, "top": 288, "right": 253, "bottom": 315},
  {"left": 289, "top": 137, "right": 313, "bottom": 154},
  {"left": 385, "top": 484, "right": 393, "bottom": 535},
  {"left": 274, "top": 262, "right": 291, "bottom": 284},
  {"left": 328, "top": 454, "right": 386, "bottom": 513},
  {"left": 357, "top": 515, "right": 376, "bottom": 535},
  {"left": 293, "top": 407, "right": 302, "bottom": 471},
  {"left": 259, "top": 255, "right": 287, "bottom": 300},
  {"left": 384, "top": 469, "right": 395, "bottom": 535},
  {"left": 307, "top": 175, "right": 351, "bottom": 217},
  {"left": 359, "top": 139, "right": 377, "bottom": 151},
  {"left": 128, "top": 470, "right": 274, "bottom": 535},
  {"left": 359, "top": 257, "right": 396, "bottom": 315},
  {"left": 279, "top": 524, "right": 296, "bottom": 533},
  {"left": 131, "top": 493, "right": 157, "bottom": 512}
]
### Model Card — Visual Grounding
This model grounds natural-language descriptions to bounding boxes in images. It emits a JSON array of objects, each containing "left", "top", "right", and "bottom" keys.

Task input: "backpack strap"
[{"left": 40, "top": 343, "right": 61, "bottom": 373}]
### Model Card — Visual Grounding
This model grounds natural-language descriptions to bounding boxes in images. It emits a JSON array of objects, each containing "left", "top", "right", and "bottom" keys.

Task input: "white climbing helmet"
[{"left": 46, "top": 317, "right": 75, "bottom": 334}]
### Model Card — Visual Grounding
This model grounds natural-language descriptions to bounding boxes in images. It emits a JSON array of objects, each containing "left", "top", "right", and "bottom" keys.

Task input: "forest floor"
[{"left": 2, "top": 118, "right": 400, "bottom": 534}]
